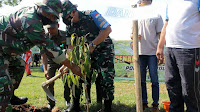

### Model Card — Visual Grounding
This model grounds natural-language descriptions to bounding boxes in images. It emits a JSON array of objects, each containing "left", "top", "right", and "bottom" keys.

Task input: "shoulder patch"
[{"left": 90, "top": 10, "right": 110, "bottom": 30}]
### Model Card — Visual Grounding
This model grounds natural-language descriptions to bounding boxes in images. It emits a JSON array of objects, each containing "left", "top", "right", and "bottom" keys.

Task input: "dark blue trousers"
[
  {"left": 139, "top": 55, "right": 159, "bottom": 105},
  {"left": 165, "top": 48, "right": 200, "bottom": 112}
]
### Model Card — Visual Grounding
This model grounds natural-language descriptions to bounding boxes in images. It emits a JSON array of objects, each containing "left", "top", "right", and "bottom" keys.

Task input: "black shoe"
[
  {"left": 10, "top": 95, "right": 28, "bottom": 105},
  {"left": 152, "top": 104, "right": 159, "bottom": 112},
  {"left": 26, "top": 74, "right": 31, "bottom": 76},
  {"left": 143, "top": 103, "right": 149, "bottom": 110},
  {"left": 41, "top": 107, "right": 51, "bottom": 112},
  {"left": 64, "top": 102, "right": 81, "bottom": 112},
  {"left": 104, "top": 100, "right": 112, "bottom": 112}
]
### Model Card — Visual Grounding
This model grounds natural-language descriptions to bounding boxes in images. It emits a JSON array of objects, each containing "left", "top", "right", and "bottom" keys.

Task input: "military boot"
[
  {"left": 64, "top": 97, "right": 81, "bottom": 112},
  {"left": 104, "top": 100, "right": 112, "bottom": 112},
  {"left": 96, "top": 84, "right": 102, "bottom": 104},
  {"left": 10, "top": 95, "right": 28, "bottom": 105}
]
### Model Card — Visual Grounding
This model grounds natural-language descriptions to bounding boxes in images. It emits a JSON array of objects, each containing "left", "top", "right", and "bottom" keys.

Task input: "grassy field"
[{"left": 15, "top": 67, "right": 170, "bottom": 112}]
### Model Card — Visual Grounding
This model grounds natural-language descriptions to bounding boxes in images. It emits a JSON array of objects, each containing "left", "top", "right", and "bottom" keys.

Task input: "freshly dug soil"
[{"left": 12, "top": 104, "right": 61, "bottom": 112}]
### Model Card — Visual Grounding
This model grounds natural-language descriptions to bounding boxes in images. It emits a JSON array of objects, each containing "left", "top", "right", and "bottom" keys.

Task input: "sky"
[{"left": 0, "top": 0, "right": 167, "bottom": 40}]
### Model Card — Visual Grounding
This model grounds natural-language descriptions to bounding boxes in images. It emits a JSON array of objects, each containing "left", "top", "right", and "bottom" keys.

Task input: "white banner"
[{"left": 105, "top": 5, "right": 160, "bottom": 20}]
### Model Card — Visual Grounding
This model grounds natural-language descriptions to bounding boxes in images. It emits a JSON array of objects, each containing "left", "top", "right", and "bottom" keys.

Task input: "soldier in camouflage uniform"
[
  {"left": 41, "top": 21, "right": 71, "bottom": 110},
  {"left": 62, "top": 1, "right": 115, "bottom": 112},
  {"left": 0, "top": 0, "right": 82, "bottom": 111}
]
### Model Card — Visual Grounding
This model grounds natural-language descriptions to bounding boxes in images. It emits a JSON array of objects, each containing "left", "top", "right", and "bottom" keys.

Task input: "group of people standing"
[
  {"left": 0, "top": 0, "right": 115, "bottom": 112},
  {"left": 0, "top": 0, "right": 200, "bottom": 112},
  {"left": 133, "top": 0, "right": 200, "bottom": 112},
  {"left": 41, "top": 1, "right": 115, "bottom": 112}
]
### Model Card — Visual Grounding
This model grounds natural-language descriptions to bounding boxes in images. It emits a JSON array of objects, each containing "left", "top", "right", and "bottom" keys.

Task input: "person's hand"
[
  {"left": 44, "top": 71, "right": 50, "bottom": 80},
  {"left": 58, "top": 65, "right": 68, "bottom": 74},
  {"left": 71, "top": 64, "right": 82, "bottom": 77},
  {"left": 58, "top": 65, "right": 69, "bottom": 79},
  {"left": 59, "top": 64, "right": 82, "bottom": 77},
  {"left": 130, "top": 34, "right": 142, "bottom": 40},
  {"left": 89, "top": 44, "right": 95, "bottom": 53},
  {"left": 130, "top": 34, "right": 133, "bottom": 40},
  {"left": 138, "top": 35, "right": 142, "bottom": 40},
  {"left": 156, "top": 47, "right": 164, "bottom": 65}
]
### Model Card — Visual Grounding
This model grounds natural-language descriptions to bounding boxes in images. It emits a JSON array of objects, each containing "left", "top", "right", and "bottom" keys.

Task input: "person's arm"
[
  {"left": 25, "top": 22, "right": 82, "bottom": 76},
  {"left": 156, "top": 21, "right": 168, "bottom": 64},
  {"left": 92, "top": 26, "right": 112, "bottom": 45},
  {"left": 89, "top": 26, "right": 112, "bottom": 53},
  {"left": 41, "top": 53, "right": 50, "bottom": 79}
]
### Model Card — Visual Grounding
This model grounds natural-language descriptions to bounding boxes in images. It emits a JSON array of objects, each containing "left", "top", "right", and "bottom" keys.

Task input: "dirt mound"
[{"left": 12, "top": 104, "right": 61, "bottom": 112}]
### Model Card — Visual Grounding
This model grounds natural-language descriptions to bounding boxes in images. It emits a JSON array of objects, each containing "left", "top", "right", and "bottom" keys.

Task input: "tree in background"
[{"left": 0, "top": 0, "right": 22, "bottom": 7}]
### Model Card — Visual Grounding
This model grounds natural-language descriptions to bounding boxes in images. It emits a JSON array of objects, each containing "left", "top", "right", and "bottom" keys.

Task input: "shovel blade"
[{"left": 42, "top": 85, "right": 56, "bottom": 101}]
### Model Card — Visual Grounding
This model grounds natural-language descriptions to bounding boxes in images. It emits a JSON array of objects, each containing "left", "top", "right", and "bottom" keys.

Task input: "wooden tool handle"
[{"left": 43, "top": 67, "right": 69, "bottom": 86}]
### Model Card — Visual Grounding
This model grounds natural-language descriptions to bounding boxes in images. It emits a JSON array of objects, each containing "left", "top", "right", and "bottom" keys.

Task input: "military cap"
[
  {"left": 44, "top": 21, "right": 58, "bottom": 28},
  {"left": 62, "top": 0, "right": 77, "bottom": 18},
  {"left": 37, "top": 0, "right": 63, "bottom": 18}
]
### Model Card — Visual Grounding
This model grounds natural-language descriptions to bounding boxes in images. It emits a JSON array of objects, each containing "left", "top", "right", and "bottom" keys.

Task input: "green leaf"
[
  {"left": 80, "top": 37, "right": 83, "bottom": 45},
  {"left": 76, "top": 46, "right": 80, "bottom": 63},
  {"left": 84, "top": 44, "right": 89, "bottom": 53},
  {"left": 62, "top": 73, "right": 67, "bottom": 84},
  {"left": 91, "top": 70, "right": 97, "bottom": 83},
  {"left": 80, "top": 64, "right": 84, "bottom": 76},
  {"left": 75, "top": 76, "right": 79, "bottom": 88},
  {"left": 71, "top": 74, "right": 78, "bottom": 86},
  {"left": 71, "top": 33, "right": 76, "bottom": 46},
  {"left": 72, "top": 84, "right": 76, "bottom": 97},
  {"left": 68, "top": 51, "right": 73, "bottom": 62},
  {"left": 67, "top": 73, "right": 71, "bottom": 89},
  {"left": 84, "top": 55, "right": 91, "bottom": 78},
  {"left": 79, "top": 45, "right": 82, "bottom": 59},
  {"left": 72, "top": 48, "right": 78, "bottom": 64},
  {"left": 81, "top": 36, "right": 85, "bottom": 43},
  {"left": 76, "top": 37, "right": 80, "bottom": 45}
]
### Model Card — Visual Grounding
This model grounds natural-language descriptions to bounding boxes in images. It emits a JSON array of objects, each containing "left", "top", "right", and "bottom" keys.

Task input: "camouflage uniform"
[
  {"left": 0, "top": 0, "right": 64, "bottom": 111},
  {"left": 66, "top": 11, "right": 115, "bottom": 101},
  {"left": 45, "top": 30, "right": 71, "bottom": 107}
]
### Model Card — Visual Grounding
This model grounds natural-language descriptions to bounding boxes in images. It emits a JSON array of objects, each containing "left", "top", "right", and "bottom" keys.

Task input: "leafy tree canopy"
[{"left": 0, "top": 0, "right": 22, "bottom": 7}]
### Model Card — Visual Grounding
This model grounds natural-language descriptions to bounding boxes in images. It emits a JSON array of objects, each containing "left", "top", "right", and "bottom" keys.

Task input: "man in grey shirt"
[{"left": 131, "top": 0, "right": 163, "bottom": 111}]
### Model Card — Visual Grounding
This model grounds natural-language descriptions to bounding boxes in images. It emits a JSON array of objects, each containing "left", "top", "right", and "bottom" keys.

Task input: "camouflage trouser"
[
  {"left": 0, "top": 53, "right": 25, "bottom": 112},
  {"left": 91, "top": 46, "right": 115, "bottom": 101},
  {"left": 92, "top": 56, "right": 115, "bottom": 101},
  {"left": 73, "top": 45, "right": 115, "bottom": 101},
  {"left": 73, "top": 59, "right": 115, "bottom": 102}
]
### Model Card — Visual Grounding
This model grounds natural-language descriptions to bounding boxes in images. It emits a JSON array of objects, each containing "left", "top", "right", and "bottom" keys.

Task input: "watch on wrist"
[{"left": 90, "top": 42, "right": 96, "bottom": 48}]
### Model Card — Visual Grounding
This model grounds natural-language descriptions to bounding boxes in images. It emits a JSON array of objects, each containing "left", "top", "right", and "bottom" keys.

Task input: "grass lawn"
[{"left": 15, "top": 67, "right": 170, "bottom": 112}]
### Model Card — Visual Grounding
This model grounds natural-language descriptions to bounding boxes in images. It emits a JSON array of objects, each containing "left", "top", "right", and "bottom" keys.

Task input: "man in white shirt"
[{"left": 156, "top": 0, "right": 200, "bottom": 111}]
